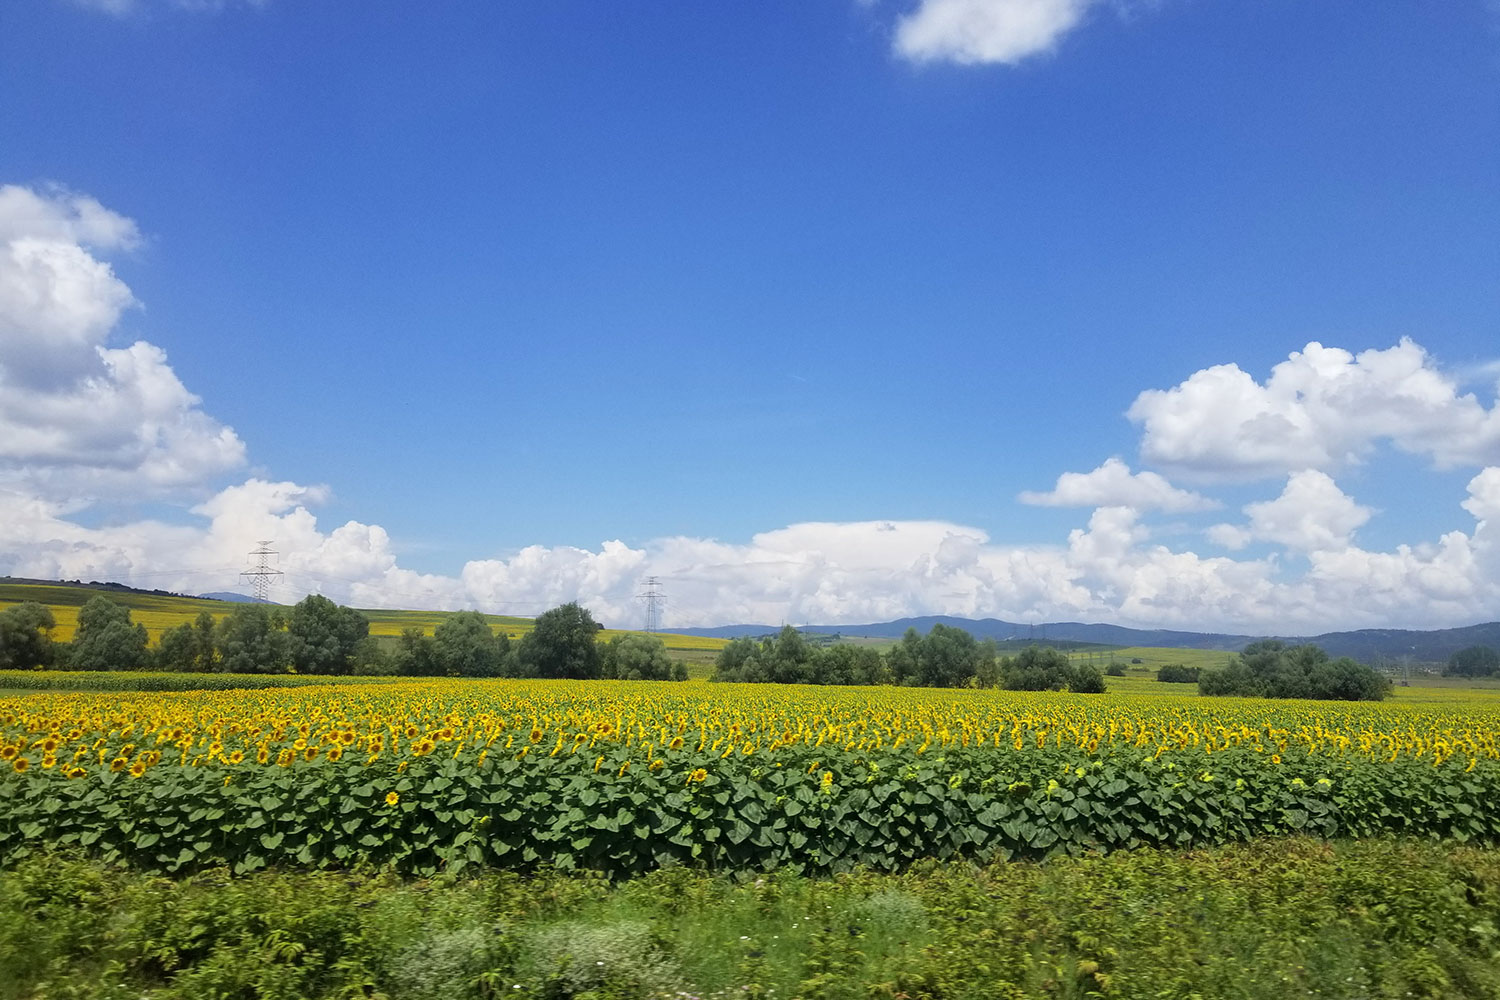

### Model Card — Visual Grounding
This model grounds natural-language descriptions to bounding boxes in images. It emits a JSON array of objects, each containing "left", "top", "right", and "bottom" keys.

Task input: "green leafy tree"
[
  {"left": 69, "top": 595, "right": 149, "bottom": 671},
  {"left": 214, "top": 604, "right": 291, "bottom": 674},
  {"left": 1199, "top": 640, "right": 1389, "bottom": 700},
  {"left": 432, "top": 611, "right": 509, "bottom": 677},
  {"left": 517, "top": 602, "right": 603, "bottom": 679},
  {"left": 887, "top": 625, "right": 993, "bottom": 688},
  {"left": 1446, "top": 645, "right": 1500, "bottom": 678},
  {"left": 886, "top": 628, "right": 924, "bottom": 686},
  {"left": 154, "top": 611, "right": 218, "bottom": 672},
  {"left": 391, "top": 626, "right": 441, "bottom": 677},
  {"left": 819, "top": 644, "right": 889, "bottom": 686},
  {"left": 0, "top": 602, "right": 57, "bottom": 670},
  {"left": 288, "top": 594, "right": 370, "bottom": 675},
  {"left": 999, "top": 645, "right": 1105, "bottom": 693},
  {"left": 600, "top": 633, "right": 680, "bottom": 680},
  {"left": 711, "top": 637, "right": 763, "bottom": 682}
]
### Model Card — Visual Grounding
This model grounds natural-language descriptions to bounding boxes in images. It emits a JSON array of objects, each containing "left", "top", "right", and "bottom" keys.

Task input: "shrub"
[
  {"left": 1157, "top": 664, "right": 1200, "bottom": 683},
  {"left": 999, "top": 646, "right": 1106, "bottom": 693},
  {"left": 1198, "top": 641, "right": 1390, "bottom": 701}
]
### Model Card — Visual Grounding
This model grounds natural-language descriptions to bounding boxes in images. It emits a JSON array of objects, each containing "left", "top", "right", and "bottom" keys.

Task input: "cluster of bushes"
[
  {"left": 1198, "top": 640, "right": 1390, "bottom": 701},
  {"left": 1157, "top": 664, "right": 1201, "bottom": 683},
  {"left": 1446, "top": 644, "right": 1500, "bottom": 678},
  {"left": 0, "top": 597, "right": 685, "bottom": 681},
  {"left": 390, "top": 604, "right": 684, "bottom": 681},
  {"left": 712, "top": 624, "right": 1105, "bottom": 692}
]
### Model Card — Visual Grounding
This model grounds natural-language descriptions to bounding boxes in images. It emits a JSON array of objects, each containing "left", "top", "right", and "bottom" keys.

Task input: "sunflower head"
[
  {"left": 385, "top": 791, "right": 400, "bottom": 806},
  {"left": 687, "top": 767, "right": 708, "bottom": 784}
]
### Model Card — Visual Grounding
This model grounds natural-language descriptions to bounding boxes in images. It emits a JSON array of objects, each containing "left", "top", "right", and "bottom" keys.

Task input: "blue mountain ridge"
[{"left": 661, "top": 616, "right": 1500, "bottom": 663}]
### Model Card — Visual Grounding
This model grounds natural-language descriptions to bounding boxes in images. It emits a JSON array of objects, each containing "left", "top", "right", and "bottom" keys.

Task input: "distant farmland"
[{"left": 0, "top": 581, "right": 728, "bottom": 653}]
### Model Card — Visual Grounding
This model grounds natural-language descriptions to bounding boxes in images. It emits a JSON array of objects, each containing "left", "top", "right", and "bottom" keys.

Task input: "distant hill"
[
  {"left": 666, "top": 616, "right": 1257, "bottom": 649},
  {"left": 0, "top": 578, "right": 726, "bottom": 653},
  {"left": 663, "top": 616, "right": 1500, "bottom": 664},
  {"left": 197, "top": 591, "right": 261, "bottom": 603}
]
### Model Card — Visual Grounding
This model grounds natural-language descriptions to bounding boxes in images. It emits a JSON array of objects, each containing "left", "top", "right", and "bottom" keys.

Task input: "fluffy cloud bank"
[
  {"left": 0, "top": 185, "right": 246, "bottom": 499},
  {"left": 1128, "top": 340, "right": 1500, "bottom": 481},
  {"left": 3, "top": 181, "right": 1500, "bottom": 633}
]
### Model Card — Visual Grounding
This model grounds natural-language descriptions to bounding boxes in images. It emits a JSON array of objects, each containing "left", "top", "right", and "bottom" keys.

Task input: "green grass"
[{"left": 4, "top": 838, "right": 1498, "bottom": 999}]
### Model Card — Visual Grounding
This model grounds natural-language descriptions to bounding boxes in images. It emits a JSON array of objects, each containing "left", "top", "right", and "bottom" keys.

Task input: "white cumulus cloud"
[
  {"left": 894, "top": 0, "right": 1099, "bottom": 65},
  {"left": 1019, "top": 457, "right": 1217, "bottom": 512},
  {"left": 1209, "top": 470, "right": 1373, "bottom": 554},
  {"left": 1128, "top": 339, "right": 1500, "bottom": 481},
  {"left": 0, "top": 183, "right": 246, "bottom": 499}
]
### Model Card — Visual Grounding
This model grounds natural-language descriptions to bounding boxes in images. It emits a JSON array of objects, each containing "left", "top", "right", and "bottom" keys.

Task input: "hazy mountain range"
[{"left": 663, "top": 616, "right": 1500, "bottom": 664}]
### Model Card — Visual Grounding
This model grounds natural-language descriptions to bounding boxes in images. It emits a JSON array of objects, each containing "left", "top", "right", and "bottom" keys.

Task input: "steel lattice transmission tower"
[
  {"left": 637, "top": 576, "right": 665, "bottom": 634},
  {"left": 240, "top": 540, "right": 284, "bottom": 603}
]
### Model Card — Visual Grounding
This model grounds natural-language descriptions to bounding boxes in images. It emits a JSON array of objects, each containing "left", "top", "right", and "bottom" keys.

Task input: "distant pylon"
[
  {"left": 637, "top": 576, "right": 665, "bottom": 633},
  {"left": 240, "top": 540, "right": 284, "bottom": 603}
]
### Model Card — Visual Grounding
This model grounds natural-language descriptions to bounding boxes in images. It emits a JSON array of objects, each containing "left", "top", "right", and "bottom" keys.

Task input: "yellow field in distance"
[{"left": 0, "top": 582, "right": 727, "bottom": 653}]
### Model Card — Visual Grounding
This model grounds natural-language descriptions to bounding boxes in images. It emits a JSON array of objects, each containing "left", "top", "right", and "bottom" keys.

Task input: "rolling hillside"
[{"left": 0, "top": 579, "right": 727, "bottom": 653}]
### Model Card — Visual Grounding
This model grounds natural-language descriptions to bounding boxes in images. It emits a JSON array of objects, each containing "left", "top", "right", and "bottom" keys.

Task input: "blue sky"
[{"left": 1, "top": 0, "right": 1498, "bottom": 632}]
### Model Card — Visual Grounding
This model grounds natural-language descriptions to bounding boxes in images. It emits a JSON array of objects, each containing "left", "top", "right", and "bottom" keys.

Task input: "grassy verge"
[{"left": 3, "top": 838, "right": 1498, "bottom": 1000}]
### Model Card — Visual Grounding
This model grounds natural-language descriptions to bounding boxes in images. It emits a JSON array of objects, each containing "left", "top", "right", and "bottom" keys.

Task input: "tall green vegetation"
[
  {"left": 68, "top": 595, "right": 149, "bottom": 671},
  {"left": 600, "top": 633, "right": 686, "bottom": 681},
  {"left": 289, "top": 594, "right": 371, "bottom": 675},
  {"left": 9, "top": 839, "right": 1500, "bottom": 1000},
  {"left": 1198, "top": 640, "right": 1391, "bottom": 700},
  {"left": 711, "top": 625, "right": 1105, "bottom": 692},
  {"left": 153, "top": 611, "right": 218, "bottom": 672},
  {"left": 0, "top": 602, "right": 56, "bottom": 670},
  {"left": 1446, "top": 644, "right": 1500, "bottom": 678},
  {"left": 515, "top": 602, "right": 603, "bottom": 679}
]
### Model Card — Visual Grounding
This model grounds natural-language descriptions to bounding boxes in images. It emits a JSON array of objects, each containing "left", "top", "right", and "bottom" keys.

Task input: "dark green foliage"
[
  {"left": 516, "top": 602, "right": 602, "bottom": 679},
  {"left": 998, "top": 644, "right": 1106, "bottom": 693},
  {"left": 600, "top": 633, "right": 684, "bottom": 681},
  {"left": 1157, "top": 664, "right": 1201, "bottom": 683},
  {"left": 289, "top": 594, "right": 371, "bottom": 675},
  {"left": 153, "top": 610, "right": 218, "bottom": 672},
  {"left": 214, "top": 603, "right": 291, "bottom": 674},
  {"left": 888, "top": 624, "right": 992, "bottom": 688},
  {"left": 1447, "top": 644, "right": 1500, "bottom": 678},
  {"left": 0, "top": 602, "right": 56, "bottom": 670},
  {"left": 1199, "top": 640, "right": 1391, "bottom": 701},
  {"left": 16, "top": 731, "right": 1495, "bottom": 881},
  {"left": 714, "top": 626, "right": 990, "bottom": 688},
  {"left": 391, "top": 626, "right": 441, "bottom": 677},
  {"left": 818, "top": 643, "right": 888, "bottom": 686},
  {"left": 68, "top": 595, "right": 149, "bottom": 671},
  {"left": 1105, "top": 661, "right": 1127, "bottom": 676},
  {"left": 6, "top": 840, "right": 1500, "bottom": 1000},
  {"left": 433, "top": 611, "right": 510, "bottom": 677}
]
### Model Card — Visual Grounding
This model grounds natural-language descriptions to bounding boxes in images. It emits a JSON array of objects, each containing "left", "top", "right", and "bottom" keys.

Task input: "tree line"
[
  {"left": 0, "top": 596, "right": 686, "bottom": 681},
  {"left": 711, "top": 624, "right": 1108, "bottom": 692},
  {"left": 1445, "top": 645, "right": 1500, "bottom": 678},
  {"left": 1196, "top": 640, "right": 1390, "bottom": 700}
]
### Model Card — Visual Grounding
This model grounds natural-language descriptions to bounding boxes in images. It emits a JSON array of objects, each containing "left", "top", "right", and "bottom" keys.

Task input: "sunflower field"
[{"left": 2, "top": 680, "right": 1498, "bottom": 878}]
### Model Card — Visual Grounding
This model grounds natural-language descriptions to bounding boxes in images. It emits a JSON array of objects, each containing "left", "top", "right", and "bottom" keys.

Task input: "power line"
[{"left": 239, "top": 541, "right": 284, "bottom": 603}]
